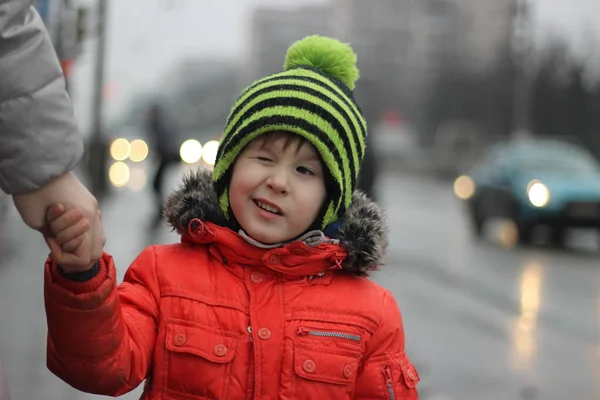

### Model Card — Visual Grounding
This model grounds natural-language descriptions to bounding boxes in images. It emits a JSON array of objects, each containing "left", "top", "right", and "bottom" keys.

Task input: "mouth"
[{"left": 253, "top": 199, "right": 283, "bottom": 216}]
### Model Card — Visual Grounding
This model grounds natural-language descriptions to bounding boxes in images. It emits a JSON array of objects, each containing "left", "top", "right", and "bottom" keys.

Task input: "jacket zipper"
[
  {"left": 384, "top": 366, "right": 395, "bottom": 400},
  {"left": 295, "top": 326, "right": 361, "bottom": 342}
]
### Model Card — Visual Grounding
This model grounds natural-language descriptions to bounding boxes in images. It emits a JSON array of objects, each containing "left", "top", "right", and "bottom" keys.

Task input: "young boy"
[{"left": 43, "top": 35, "right": 420, "bottom": 399}]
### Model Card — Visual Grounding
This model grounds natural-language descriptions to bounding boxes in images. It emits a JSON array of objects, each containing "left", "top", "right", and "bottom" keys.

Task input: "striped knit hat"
[{"left": 212, "top": 35, "right": 367, "bottom": 229}]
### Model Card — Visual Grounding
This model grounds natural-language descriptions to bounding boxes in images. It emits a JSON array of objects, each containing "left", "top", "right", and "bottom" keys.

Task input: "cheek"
[
  {"left": 229, "top": 188, "right": 250, "bottom": 226},
  {"left": 298, "top": 183, "right": 327, "bottom": 216},
  {"left": 229, "top": 170, "right": 253, "bottom": 217},
  {"left": 230, "top": 164, "right": 255, "bottom": 197},
  {"left": 229, "top": 176, "right": 244, "bottom": 199}
]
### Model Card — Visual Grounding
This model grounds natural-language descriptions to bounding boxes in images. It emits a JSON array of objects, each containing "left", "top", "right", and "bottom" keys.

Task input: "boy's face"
[{"left": 229, "top": 132, "right": 327, "bottom": 244}]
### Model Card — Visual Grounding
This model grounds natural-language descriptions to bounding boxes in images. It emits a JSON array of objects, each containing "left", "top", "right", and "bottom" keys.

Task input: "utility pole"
[
  {"left": 88, "top": 0, "right": 109, "bottom": 199},
  {"left": 511, "top": 0, "right": 533, "bottom": 136}
]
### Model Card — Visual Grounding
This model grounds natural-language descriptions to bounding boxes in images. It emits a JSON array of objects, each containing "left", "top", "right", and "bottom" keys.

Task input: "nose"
[{"left": 266, "top": 169, "right": 290, "bottom": 195}]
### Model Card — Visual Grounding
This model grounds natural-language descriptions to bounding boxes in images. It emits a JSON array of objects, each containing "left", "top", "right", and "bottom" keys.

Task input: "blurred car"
[{"left": 454, "top": 138, "right": 600, "bottom": 246}]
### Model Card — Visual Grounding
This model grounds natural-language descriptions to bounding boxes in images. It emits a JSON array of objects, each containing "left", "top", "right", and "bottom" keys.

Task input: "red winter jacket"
[{"left": 44, "top": 170, "right": 419, "bottom": 399}]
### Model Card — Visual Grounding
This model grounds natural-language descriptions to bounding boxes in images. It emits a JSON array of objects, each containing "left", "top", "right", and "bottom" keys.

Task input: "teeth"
[{"left": 256, "top": 201, "right": 280, "bottom": 214}]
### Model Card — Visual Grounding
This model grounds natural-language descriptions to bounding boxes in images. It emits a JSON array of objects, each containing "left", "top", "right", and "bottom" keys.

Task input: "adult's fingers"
[{"left": 90, "top": 212, "right": 106, "bottom": 260}]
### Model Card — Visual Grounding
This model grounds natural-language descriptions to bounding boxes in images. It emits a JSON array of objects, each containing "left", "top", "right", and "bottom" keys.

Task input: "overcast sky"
[
  {"left": 70, "top": 0, "right": 600, "bottom": 130},
  {"left": 533, "top": 0, "right": 600, "bottom": 53}
]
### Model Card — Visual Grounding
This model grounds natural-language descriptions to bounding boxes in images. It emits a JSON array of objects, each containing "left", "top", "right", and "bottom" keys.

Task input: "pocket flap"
[
  {"left": 294, "top": 344, "right": 360, "bottom": 385},
  {"left": 165, "top": 319, "right": 239, "bottom": 363},
  {"left": 398, "top": 353, "right": 420, "bottom": 388}
]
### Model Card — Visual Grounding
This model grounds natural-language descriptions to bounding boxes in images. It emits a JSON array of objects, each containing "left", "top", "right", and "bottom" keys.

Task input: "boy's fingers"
[
  {"left": 56, "top": 253, "right": 82, "bottom": 269},
  {"left": 48, "top": 236, "right": 91, "bottom": 271},
  {"left": 46, "top": 203, "right": 65, "bottom": 223},
  {"left": 46, "top": 236, "right": 64, "bottom": 260},
  {"left": 54, "top": 252, "right": 94, "bottom": 273},
  {"left": 62, "top": 235, "right": 85, "bottom": 253},
  {"left": 73, "top": 234, "right": 93, "bottom": 261},
  {"left": 56, "top": 219, "right": 90, "bottom": 245},
  {"left": 50, "top": 209, "right": 85, "bottom": 235}
]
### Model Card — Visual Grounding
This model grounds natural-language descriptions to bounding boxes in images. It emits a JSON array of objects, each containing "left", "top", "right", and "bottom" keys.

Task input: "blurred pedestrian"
[
  {"left": 42, "top": 36, "right": 419, "bottom": 399},
  {"left": 356, "top": 133, "right": 379, "bottom": 201},
  {"left": 0, "top": 360, "right": 7, "bottom": 400},
  {"left": 0, "top": 2, "right": 106, "bottom": 398},
  {"left": 146, "top": 102, "right": 179, "bottom": 227}
]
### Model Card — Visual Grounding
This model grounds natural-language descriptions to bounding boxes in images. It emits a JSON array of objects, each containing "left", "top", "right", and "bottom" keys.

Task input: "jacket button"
[
  {"left": 257, "top": 327, "right": 271, "bottom": 340},
  {"left": 214, "top": 344, "right": 228, "bottom": 357},
  {"left": 269, "top": 254, "right": 280, "bottom": 264},
  {"left": 173, "top": 333, "right": 186, "bottom": 346},
  {"left": 303, "top": 359, "right": 316, "bottom": 373},
  {"left": 250, "top": 271, "right": 264, "bottom": 283},
  {"left": 343, "top": 364, "right": 353, "bottom": 378}
]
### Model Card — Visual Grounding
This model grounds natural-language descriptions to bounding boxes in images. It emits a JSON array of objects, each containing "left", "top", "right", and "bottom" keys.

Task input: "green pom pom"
[{"left": 284, "top": 35, "right": 359, "bottom": 90}]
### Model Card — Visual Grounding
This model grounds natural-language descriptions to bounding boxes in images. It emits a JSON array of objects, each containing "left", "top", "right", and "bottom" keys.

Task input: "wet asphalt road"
[{"left": 0, "top": 168, "right": 599, "bottom": 400}]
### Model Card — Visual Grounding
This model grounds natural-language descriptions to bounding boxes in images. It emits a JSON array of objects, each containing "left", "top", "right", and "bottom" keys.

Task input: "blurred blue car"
[{"left": 454, "top": 138, "right": 600, "bottom": 246}]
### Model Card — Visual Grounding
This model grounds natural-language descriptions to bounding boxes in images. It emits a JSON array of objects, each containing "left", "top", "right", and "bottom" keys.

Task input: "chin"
[
  {"left": 242, "top": 223, "right": 299, "bottom": 244},
  {"left": 247, "top": 230, "right": 287, "bottom": 245}
]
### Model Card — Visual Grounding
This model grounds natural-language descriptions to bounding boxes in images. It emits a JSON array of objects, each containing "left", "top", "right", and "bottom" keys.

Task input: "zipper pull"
[
  {"left": 295, "top": 326, "right": 310, "bottom": 336},
  {"left": 384, "top": 366, "right": 393, "bottom": 387},
  {"left": 383, "top": 366, "right": 395, "bottom": 399}
]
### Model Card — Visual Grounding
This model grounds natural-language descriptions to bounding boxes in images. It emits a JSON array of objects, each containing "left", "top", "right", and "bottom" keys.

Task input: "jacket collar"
[{"left": 163, "top": 169, "right": 388, "bottom": 276}]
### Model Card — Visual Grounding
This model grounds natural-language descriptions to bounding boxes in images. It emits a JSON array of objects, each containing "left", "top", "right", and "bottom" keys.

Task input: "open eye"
[{"left": 296, "top": 166, "right": 314, "bottom": 176}]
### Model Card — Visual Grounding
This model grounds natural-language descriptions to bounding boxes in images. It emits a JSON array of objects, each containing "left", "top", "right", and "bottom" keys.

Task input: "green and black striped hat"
[{"left": 212, "top": 35, "right": 367, "bottom": 229}]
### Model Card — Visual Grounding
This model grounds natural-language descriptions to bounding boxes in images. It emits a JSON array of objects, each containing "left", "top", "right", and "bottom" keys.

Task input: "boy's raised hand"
[{"left": 45, "top": 203, "right": 101, "bottom": 272}]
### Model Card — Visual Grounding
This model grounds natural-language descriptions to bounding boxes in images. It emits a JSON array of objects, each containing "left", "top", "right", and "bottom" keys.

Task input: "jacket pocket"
[
  {"left": 164, "top": 319, "right": 240, "bottom": 399},
  {"left": 292, "top": 323, "right": 364, "bottom": 355},
  {"left": 397, "top": 354, "right": 420, "bottom": 390},
  {"left": 295, "top": 326, "right": 362, "bottom": 343},
  {"left": 291, "top": 343, "right": 360, "bottom": 399},
  {"left": 381, "top": 354, "right": 420, "bottom": 400}
]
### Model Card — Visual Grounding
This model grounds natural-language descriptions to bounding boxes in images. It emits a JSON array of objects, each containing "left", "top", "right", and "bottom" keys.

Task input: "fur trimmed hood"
[{"left": 163, "top": 169, "right": 388, "bottom": 276}]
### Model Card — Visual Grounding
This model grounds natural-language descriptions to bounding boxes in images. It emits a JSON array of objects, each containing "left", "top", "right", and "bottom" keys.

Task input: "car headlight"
[
  {"left": 453, "top": 175, "right": 476, "bottom": 200},
  {"left": 202, "top": 140, "right": 220, "bottom": 166},
  {"left": 180, "top": 140, "right": 203, "bottom": 164},
  {"left": 110, "top": 138, "right": 131, "bottom": 161},
  {"left": 527, "top": 180, "right": 550, "bottom": 207},
  {"left": 129, "top": 139, "right": 149, "bottom": 162},
  {"left": 108, "top": 161, "right": 130, "bottom": 187}
]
